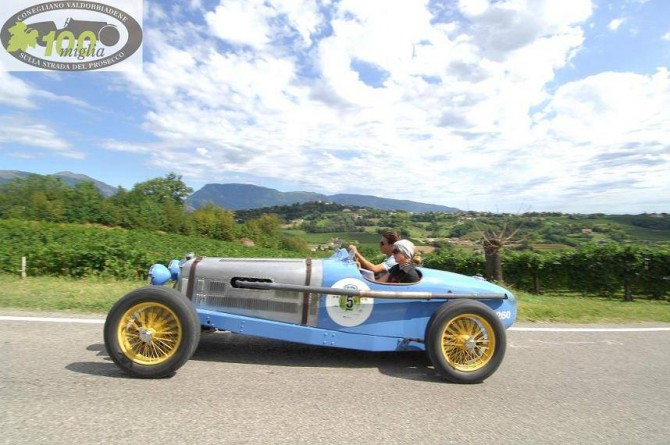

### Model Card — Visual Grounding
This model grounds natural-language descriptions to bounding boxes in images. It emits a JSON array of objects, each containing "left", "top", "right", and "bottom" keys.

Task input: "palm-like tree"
[{"left": 481, "top": 223, "right": 520, "bottom": 283}]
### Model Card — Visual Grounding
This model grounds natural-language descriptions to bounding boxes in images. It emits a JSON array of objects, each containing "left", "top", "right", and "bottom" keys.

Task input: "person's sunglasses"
[
  {"left": 392, "top": 248, "right": 400, "bottom": 254},
  {"left": 380, "top": 241, "right": 386, "bottom": 246}
]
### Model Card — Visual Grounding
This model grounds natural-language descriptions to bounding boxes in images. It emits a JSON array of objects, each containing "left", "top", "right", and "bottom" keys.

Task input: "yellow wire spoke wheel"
[
  {"left": 116, "top": 302, "right": 182, "bottom": 366},
  {"left": 104, "top": 286, "right": 200, "bottom": 378},
  {"left": 426, "top": 300, "right": 506, "bottom": 384},
  {"left": 440, "top": 314, "right": 495, "bottom": 372}
]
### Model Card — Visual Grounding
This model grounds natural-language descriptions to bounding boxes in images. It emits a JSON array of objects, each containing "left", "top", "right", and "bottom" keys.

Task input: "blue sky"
[{"left": 1, "top": 0, "right": 669, "bottom": 214}]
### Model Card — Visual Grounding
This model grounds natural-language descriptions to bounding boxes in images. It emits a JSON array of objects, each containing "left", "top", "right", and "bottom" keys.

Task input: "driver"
[{"left": 348, "top": 230, "right": 400, "bottom": 279}]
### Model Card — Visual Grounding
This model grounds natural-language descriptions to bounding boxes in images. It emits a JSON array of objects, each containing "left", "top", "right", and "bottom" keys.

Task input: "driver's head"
[{"left": 379, "top": 230, "right": 400, "bottom": 255}]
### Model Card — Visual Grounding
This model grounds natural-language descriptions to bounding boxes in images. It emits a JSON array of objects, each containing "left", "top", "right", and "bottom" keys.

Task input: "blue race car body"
[
  {"left": 104, "top": 249, "right": 517, "bottom": 383},
  {"left": 186, "top": 249, "right": 516, "bottom": 352}
]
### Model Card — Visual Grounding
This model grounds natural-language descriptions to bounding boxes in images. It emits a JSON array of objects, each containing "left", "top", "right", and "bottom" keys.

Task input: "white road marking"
[
  {"left": 509, "top": 326, "right": 670, "bottom": 332},
  {"left": 1, "top": 315, "right": 669, "bottom": 332},
  {"left": 0, "top": 315, "right": 104, "bottom": 324}
]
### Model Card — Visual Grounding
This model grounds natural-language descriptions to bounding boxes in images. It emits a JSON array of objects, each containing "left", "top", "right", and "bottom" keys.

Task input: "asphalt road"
[{"left": 1, "top": 311, "right": 669, "bottom": 444}]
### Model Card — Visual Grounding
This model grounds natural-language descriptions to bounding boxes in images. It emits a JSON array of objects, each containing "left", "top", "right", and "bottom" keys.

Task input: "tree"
[
  {"left": 130, "top": 172, "right": 193, "bottom": 206},
  {"left": 480, "top": 222, "right": 520, "bottom": 282},
  {"left": 0, "top": 174, "right": 68, "bottom": 221},
  {"left": 63, "top": 181, "right": 105, "bottom": 223},
  {"left": 244, "top": 214, "right": 282, "bottom": 247},
  {"left": 190, "top": 203, "right": 235, "bottom": 240}
]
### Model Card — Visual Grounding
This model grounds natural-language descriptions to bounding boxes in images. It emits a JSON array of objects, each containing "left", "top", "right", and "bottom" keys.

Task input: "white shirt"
[{"left": 382, "top": 254, "right": 397, "bottom": 271}]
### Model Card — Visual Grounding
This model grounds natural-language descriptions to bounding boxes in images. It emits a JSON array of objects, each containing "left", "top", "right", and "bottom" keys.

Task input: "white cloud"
[
  {"left": 522, "top": 68, "right": 670, "bottom": 210},
  {"left": 0, "top": 70, "right": 95, "bottom": 110},
  {"left": 532, "top": 69, "right": 670, "bottom": 148},
  {"left": 608, "top": 18, "right": 626, "bottom": 31},
  {"left": 457, "top": 0, "right": 592, "bottom": 60},
  {"left": 102, "top": 140, "right": 153, "bottom": 154},
  {"left": 0, "top": 117, "right": 82, "bottom": 158},
  {"left": 270, "top": 0, "right": 323, "bottom": 46},
  {"left": 204, "top": 0, "right": 324, "bottom": 51},
  {"left": 662, "top": 31, "right": 670, "bottom": 41},
  {"left": 110, "top": 0, "right": 670, "bottom": 213},
  {"left": 205, "top": 0, "right": 273, "bottom": 49},
  {"left": 458, "top": 0, "right": 489, "bottom": 17},
  {"left": 0, "top": 72, "right": 39, "bottom": 109}
]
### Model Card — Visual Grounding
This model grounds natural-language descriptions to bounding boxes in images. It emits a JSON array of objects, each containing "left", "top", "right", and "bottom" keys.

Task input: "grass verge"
[
  {"left": 516, "top": 291, "right": 670, "bottom": 323},
  {"left": 0, "top": 274, "right": 144, "bottom": 314},
  {"left": 0, "top": 273, "right": 668, "bottom": 323}
]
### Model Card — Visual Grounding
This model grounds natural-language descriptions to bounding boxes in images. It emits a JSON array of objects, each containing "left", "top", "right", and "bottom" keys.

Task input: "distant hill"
[
  {"left": 0, "top": 170, "right": 117, "bottom": 197},
  {"left": 1, "top": 171, "right": 459, "bottom": 212},
  {"left": 187, "top": 183, "right": 326, "bottom": 210},
  {"left": 187, "top": 183, "right": 459, "bottom": 213},
  {"left": 328, "top": 193, "right": 458, "bottom": 213}
]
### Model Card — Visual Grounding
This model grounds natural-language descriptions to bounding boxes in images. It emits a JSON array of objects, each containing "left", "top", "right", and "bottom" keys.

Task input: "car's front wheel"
[
  {"left": 103, "top": 286, "right": 200, "bottom": 378},
  {"left": 425, "top": 300, "right": 506, "bottom": 384}
]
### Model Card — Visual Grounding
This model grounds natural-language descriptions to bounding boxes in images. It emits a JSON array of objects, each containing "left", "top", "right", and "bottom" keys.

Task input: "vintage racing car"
[
  {"left": 30, "top": 18, "right": 120, "bottom": 47},
  {"left": 103, "top": 249, "right": 517, "bottom": 384}
]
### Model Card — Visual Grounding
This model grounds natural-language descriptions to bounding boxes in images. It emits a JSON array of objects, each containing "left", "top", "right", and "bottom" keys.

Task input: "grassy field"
[
  {"left": 283, "top": 229, "right": 381, "bottom": 247},
  {"left": 0, "top": 273, "right": 668, "bottom": 323}
]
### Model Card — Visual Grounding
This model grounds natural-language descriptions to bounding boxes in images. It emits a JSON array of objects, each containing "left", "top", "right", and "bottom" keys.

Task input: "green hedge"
[
  {"left": 422, "top": 249, "right": 485, "bottom": 277},
  {"left": 424, "top": 243, "right": 670, "bottom": 300},
  {"left": 0, "top": 219, "right": 304, "bottom": 280}
]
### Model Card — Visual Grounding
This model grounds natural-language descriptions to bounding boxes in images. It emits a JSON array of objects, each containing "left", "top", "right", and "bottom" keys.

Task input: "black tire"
[
  {"left": 104, "top": 286, "right": 201, "bottom": 378},
  {"left": 425, "top": 300, "right": 506, "bottom": 384}
]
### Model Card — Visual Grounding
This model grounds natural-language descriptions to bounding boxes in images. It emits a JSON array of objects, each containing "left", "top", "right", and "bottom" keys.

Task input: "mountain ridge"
[
  {"left": 0, "top": 171, "right": 459, "bottom": 213},
  {"left": 187, "top": 183, "right": 459, "bottom": 213},
  {"left": 0, "top": 170, "right": 118, "bottom": 197}
]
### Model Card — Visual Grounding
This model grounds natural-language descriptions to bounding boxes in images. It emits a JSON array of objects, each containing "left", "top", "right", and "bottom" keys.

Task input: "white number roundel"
[{"left": 325, "top": 278, "right": 374, "bottom": 327}]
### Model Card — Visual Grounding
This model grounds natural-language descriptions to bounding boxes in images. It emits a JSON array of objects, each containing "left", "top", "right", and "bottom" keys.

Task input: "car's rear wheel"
[
  {"left": 426, "top": 300, "right": 506, "bottom": 384},
  {"left": 104, "top": 286, "right": 200, "bottom": 378},
  {"left": 98, "top": 24, "right": 120, "bottom": 46}
]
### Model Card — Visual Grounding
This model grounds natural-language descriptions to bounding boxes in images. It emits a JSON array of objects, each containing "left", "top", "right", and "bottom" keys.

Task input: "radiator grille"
[
  {"left": 208, "top": 280, "right": 228, "bottom": 294},
  {"left": 205, "top": 279, "right": 300, "bottom": 314},
  {"left": 204, "top": 295, "right": 298, "bottom": 313}
]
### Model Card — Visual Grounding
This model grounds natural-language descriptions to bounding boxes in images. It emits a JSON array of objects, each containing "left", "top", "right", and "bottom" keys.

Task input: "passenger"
[
  {"left": 348, "top": 230, "right": 400, "bottom": 279},
  {"left": 379, "top": 239, "right": 421, "bottom": 284}
]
